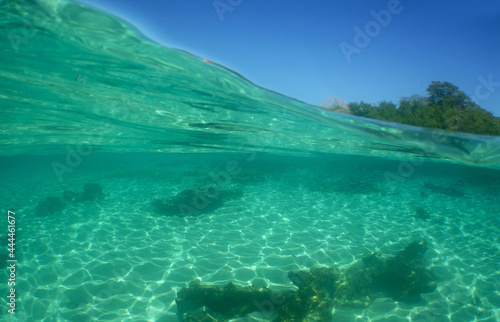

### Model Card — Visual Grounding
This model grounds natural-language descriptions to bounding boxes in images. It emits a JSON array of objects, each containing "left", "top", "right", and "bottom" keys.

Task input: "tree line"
[{"left": 345, "top": 81, "right": 500, "bottom": 136}]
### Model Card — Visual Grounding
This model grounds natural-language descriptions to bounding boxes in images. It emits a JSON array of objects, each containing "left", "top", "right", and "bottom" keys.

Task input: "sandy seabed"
[{"left": 0, "top": 153, "right": 499, "bottom": 321}]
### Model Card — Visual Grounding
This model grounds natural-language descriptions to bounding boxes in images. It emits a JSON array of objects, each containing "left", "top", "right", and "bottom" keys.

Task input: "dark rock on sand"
[
  {"left": 175, "top": 240, "right": 437, "bottom": 321},
  {"left": 81, "top": 183, "right": 104, "bottom": 201},
  {"left": 153, "top": 188, "right": 243, "bottom": 217},
  {"left": 176, "top": 281, "right": 276, "bottom": 321},
  {"left": 415, "top": 207, "right": 430, "bottom": 221},
  {"left": 63, "top": 190, "right": 78, "bottom": 202},
  {"left": 36, "top": 197, "right": 66, "bottom": 216},
  {"left": 64, "top": 183, "right": 104, "bottom": 202},
  {"left": 374, "top": 239, "right": 437, "bottom": 302}
]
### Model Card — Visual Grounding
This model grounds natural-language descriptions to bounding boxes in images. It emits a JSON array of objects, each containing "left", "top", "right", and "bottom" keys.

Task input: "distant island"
[{"left": 324, "top": 81, "right": 500, "bottom": 136}]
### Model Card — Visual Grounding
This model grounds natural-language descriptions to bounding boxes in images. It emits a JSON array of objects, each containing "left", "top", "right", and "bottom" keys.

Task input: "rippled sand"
[{"left": 0, "top": 154, "right": 498, "bottom": 321}]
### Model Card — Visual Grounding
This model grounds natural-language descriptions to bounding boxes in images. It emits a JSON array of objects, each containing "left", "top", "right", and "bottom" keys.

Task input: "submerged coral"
[
  {"left": 175, "top": 240, "right": 437, "bottom": 321},
  {"left": 278, "top": 267, "right": 343, "bottom": 321}
]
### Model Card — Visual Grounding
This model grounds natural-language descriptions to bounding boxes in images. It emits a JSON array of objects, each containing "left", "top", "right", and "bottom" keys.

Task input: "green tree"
[
  {"left": 375, "top": 101, "right": 398, "bottom": 121},
  {"left": 426, "top": 81, "right": 471, "bottom": 110},
  {"left": 345, "top": 81, "right": 500, "bottom": 136},
  {"left": 348, "top": 102, "right": 374, "bottom": 118}
]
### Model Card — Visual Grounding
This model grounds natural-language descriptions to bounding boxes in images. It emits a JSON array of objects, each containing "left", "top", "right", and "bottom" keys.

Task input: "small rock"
[{"left": 36, "top": 197, "right": 66, "bottom": 216}]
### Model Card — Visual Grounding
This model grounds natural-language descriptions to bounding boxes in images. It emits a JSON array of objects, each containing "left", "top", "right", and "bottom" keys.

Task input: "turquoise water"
[{"left": 1, "top": 0, "right": 500, "bottom": 321}]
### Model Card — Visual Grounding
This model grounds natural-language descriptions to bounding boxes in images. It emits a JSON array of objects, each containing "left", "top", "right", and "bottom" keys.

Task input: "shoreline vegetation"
[{"left": 323, "top": 81, "right": 500, "bottom": 136}]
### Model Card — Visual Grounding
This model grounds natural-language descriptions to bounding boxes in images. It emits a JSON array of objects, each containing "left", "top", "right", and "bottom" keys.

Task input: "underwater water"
[{"left": 1, "top": 0, "right": 500, "bottom": 321}]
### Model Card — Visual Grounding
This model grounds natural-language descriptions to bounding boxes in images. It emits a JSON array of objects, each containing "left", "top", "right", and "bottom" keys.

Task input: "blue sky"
[{"left": 76, "top": 0, "right": 500, "bottom": 116}]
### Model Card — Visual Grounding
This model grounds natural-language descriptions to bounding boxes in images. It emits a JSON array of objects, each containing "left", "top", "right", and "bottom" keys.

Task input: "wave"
[{"left": 1, "top": 0, "right": 500, "bottom": 167}]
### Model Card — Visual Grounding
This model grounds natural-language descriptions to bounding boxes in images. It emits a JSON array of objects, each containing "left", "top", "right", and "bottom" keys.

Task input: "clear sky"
[{"left": 75, "top": 0, "right": 500, "bottom": 116}]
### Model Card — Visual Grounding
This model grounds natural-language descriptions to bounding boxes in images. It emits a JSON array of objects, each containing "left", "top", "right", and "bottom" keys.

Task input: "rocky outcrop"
[{"left": 176, "top": 240, "right": 437, "bottom": 321}]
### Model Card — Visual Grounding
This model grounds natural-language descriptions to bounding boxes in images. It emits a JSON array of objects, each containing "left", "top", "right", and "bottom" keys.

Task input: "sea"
[{"left": 1, "top": 0, "right": 499, "bottom": 321}]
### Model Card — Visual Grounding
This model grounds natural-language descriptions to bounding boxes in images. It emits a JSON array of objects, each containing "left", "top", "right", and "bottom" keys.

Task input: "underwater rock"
[
  {"left": 280, "top": 240, "right": 437, "bottom": 319},
  {"left": 415, "top": 207, "right": 430, "bottom": 221},
  {"left": 175, "top": 240, "right": 437, "bottom": 321},
  {"left": 152, "top": 188, "right": 243, "bottom": 216},
  {"left": 279, "top": 267, "right": 343, "bottom": 321},
  {"left": 182, "top": 308, "right": 227, "bottom": 322},
  {"left": 63, "top": 190, "right": 78, "bottom": 202},
  {"left": 81, "top": 183, "right": 104, "bottom": 201},
  {"left": 64, "top": 183, "right": 104, "bottom": 202},
  {"left": 377, "top": 239, "right": 437, "bottom": 301},
  {"left": 176, "top": 280, "right": 277, "bottom": 320},
  {"left": 35, "top": 197, "right": 66, "bottom": 216}
]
